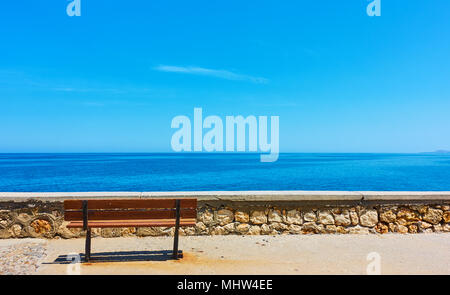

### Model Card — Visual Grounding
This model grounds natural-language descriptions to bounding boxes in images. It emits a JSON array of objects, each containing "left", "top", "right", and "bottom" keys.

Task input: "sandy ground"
[{"left": 1, "top": 234, "right": 449, "bottom": 275}]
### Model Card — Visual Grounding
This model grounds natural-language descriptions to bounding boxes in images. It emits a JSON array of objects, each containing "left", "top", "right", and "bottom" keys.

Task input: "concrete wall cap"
[{"left": 0, "top": 191, "right": 449, "bottom": 203}]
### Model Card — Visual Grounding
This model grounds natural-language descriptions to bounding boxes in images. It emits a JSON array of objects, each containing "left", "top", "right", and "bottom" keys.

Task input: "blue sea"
[{"left": 0, "top": 153, "right": 449, "bottom": 192}]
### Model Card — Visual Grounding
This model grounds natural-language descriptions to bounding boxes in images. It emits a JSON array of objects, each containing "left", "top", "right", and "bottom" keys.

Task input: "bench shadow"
[{"left": 45, "top": 250, "right": 183, "bottom": 264}]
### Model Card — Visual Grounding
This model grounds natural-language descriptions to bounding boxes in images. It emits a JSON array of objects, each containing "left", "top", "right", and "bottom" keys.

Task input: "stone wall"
[{"left": 0, "top": 192, "right": 449, "bottom": 238}]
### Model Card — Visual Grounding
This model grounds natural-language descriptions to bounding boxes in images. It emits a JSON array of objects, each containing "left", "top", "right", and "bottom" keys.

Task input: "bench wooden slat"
[
  {"left": 64, "top": 208, "right": 196, "bottom": 221},
  {"left": 66, "top": 218, "right": 197, "bottom": 228},
  {"left": 64, "top": 199, "right": 197, "bottom": 210}
]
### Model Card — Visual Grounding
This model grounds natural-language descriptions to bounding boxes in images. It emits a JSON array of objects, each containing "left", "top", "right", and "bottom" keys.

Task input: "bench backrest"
[{"left": 64, "top": 199, "right": 197, "bottom": 222}]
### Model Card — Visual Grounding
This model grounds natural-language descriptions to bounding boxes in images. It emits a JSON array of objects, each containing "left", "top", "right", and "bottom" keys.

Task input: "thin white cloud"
[
  {"left": 50, "top": 86, "right": 153, "bottom": 95},
  {"left": 51, "top": 87, "right": 122, "bottom": 93},
  {"left": 154, "top": 65, "right": 268, "bottom": 84}
]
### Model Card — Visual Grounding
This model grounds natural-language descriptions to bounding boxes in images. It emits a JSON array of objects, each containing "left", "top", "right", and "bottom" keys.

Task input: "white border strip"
[{"left": 0, "top": 191, "right": 449, "bottom": 202}]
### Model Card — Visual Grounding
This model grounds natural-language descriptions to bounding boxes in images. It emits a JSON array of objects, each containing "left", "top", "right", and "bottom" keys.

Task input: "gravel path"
[
  {"left": 37, "top": 233, "right": 450, "bottom": 275},
  {"left": 1, "top": 234, "right": 449, "bottom": 275},
  {"left": 0, "top": 239, "right": 47, "bottom": 275}
]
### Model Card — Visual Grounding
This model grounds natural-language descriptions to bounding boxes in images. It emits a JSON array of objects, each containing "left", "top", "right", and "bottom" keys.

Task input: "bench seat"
[
  {"left": 66, "top": 218, "right": 197, "bottom": 228},
  {"left": 64, "top": 198, "right": 197, "bottom": 261}
]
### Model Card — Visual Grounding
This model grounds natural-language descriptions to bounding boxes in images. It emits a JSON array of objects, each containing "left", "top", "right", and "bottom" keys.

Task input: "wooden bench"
[{"left": 64, "top": 198, "right": 197, "bottom": 262}]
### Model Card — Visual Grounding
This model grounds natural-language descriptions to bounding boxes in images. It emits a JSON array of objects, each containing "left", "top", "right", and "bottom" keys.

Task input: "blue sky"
[{"left": 0, "top": 1, "right": 449, "bottom": 153}]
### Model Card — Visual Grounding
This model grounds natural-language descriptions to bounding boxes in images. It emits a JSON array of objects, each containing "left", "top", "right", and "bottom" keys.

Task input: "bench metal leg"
[
  {"left": 172, "top": 200, "right": 181, "bottom": 259},
  {"left": 85, "top": 228, "right": 91, "bottom": 262},
  {"left": 82, "top": 200, "right": 91, "bottom": 262}
]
